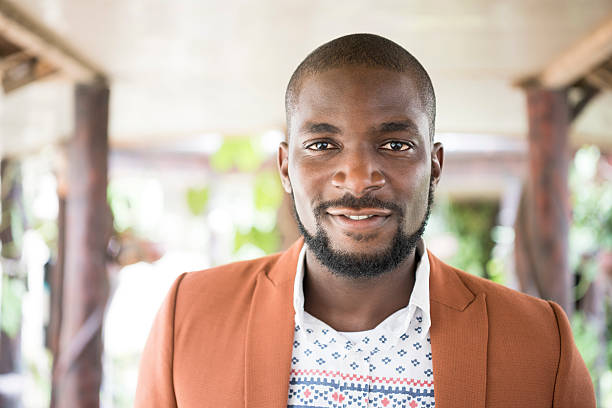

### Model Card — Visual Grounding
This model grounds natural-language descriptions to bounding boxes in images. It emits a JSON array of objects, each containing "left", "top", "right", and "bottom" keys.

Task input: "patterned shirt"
[{"left": 287, "top": 241, "right": 435, "bottom": 408}]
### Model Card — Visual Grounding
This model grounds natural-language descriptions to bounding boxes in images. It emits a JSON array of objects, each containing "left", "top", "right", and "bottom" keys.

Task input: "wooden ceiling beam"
[
  {"left": 517, "top": 16, "right": 612, "bottom": 89},
  {"left": 590, "top": 65, "right": 612, "bottom": 88},
  {"left": 1, "top": 54, "right": 57, "bottom": 93},
  {"left": 539, "top": 16, "right": 612, "bottom": 88},
  {"left": 569, "top": 81, "right": 600, "bottom": 121},
  {"left": 0, "top": 0, "right": 105, "bottom": 83}
]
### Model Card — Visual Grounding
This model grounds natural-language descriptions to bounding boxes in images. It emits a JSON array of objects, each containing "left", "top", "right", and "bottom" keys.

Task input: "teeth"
[{"left": 346, "top": 215, "right": 374, "bottom": 220}]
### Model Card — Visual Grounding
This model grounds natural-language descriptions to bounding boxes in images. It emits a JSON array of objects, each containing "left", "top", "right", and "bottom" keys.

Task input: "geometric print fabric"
[
  {"left": 287, "top": 313, "right": 435, "bottom": 407},
  {"left": 288, "top": 243, "right": 435, "bottom": 407}
]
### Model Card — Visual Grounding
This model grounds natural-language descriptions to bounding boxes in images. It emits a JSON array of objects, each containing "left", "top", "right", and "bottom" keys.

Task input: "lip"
[
  {"left": 326, "top": 207, "right": 392, "bottom": 217},
  {"left": 326, "top": 207, "right": 391, "bottom": 232}
]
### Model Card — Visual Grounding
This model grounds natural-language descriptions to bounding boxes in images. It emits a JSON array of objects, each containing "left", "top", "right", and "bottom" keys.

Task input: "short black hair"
[{"left": 285, "top": 33, "right": 436, "bottom": 139}]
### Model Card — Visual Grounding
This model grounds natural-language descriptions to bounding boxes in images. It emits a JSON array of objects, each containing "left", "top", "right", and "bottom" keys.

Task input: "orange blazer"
[{"left": 135, "top": 239, "right": 595, "bottom": 407}]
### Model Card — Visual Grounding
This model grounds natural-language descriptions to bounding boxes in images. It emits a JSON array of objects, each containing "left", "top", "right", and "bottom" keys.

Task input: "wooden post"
[
  {"left": 54, "top": 82, "right": 110, "bottom": 408},
  {"left": 519, "top": 87, "right": 572, "bottom": 315},
  {"left": 48, "top": 191, "right": 65, "bottom": 408},
  {"left": 0, "top": 158, "right": 25, "bottom": 408}
]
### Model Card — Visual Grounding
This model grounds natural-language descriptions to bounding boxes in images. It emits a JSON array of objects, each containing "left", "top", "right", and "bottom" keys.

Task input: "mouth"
[{"left": 325, "top": 207, "right": 392, "bottom": 231}]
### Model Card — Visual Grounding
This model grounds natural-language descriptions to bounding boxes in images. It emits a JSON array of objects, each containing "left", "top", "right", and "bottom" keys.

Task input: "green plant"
[
  {"left": 1, "top": 274, "right": 25, "bottom": 338},
  {"left": 569, "top": 146, "right": 612, "bottom": 301},
  {"left": 210, "top": 137, "right": 263, "bottom": 172},
  {"left": 571, "top": 312, "right": 602, "bottom": 384},
  {"left": 186, "top": 187, "right": 210, "bottom": 216},
  {"left": 570, "top": 146, "right": 612, "bottom": 258},
  {"left": 443, "top": 200, "right": 499, "bottom": 280},
  {"left": 568, "top": 145, "right": 612, "bottom": 403}
]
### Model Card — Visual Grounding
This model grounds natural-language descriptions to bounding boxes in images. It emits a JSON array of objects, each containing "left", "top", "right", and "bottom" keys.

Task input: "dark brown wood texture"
[
  {"left": 519, "top": 88, "right": 572, "bottom": 315},
  {"left": 54, "top": 82, "right": 110, "bottom": 408}
]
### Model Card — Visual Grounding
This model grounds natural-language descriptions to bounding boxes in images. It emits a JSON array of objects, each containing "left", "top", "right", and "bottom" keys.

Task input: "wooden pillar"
[
  {"left": 48, "top": 189, "right": 65, "bottom": 408},
  {"left": 0, "top": 158, "right": 25, "bottom": 408},
  {"left": 54, "top": 82, "right": 110, "bottom": 408},
  {"left": 519, "top": 87, "right": 572, "bottom": 315}
]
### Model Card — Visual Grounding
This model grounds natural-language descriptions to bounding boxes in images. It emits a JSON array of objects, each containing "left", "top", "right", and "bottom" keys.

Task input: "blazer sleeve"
[
  {"left": 548, "top": 301, "right": 596, "bottom": 408},
  {"left": 134, "top": 273, "right": 187, "bottom": 408}
]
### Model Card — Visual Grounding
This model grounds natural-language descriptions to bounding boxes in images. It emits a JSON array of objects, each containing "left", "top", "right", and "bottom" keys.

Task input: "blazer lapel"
[
  {"left": 428, "top": 251, "right": 488, "bottom": 408},
  {"left": 244, "top": 240, "right": 303, "bottom": 408}
]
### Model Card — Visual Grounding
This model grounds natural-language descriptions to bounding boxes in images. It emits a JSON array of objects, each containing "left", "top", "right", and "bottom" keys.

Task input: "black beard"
[{"left": 292, "top": 178, "right": 434, "bottom": 280}]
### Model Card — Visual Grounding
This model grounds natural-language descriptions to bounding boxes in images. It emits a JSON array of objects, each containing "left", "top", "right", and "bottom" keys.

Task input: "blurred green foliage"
[
  {"left": 210, "top": 137, "right": 263, "bottom": 172},
  {"left": 186, "top": 187, "right": 210, "bottom": 216},
  {"left": 232, "top": 171, "right": 283, "bottom": 255},
  {"left": 254, "top": 171, "right": 283, "bottom": 211},
  {"left": 442, "top": 200, "right": 501, "bottom": 282},
  {"left": 1, "top": 274, "right": 25, "bottom": 338},
  {"left": 108, "top": 181, "right": 138, "bottom": 233},
  {"left": 568, "top": 145, "right": 612, "bottom": 403},
  {"left": 570, "top": 146, "right": 612, "bottom": 269},
  {"left": 1, "top": 208, "right": 24, "bottom": 259},
  {"left": 107, "top": 178, "right": 163, "bottom": 239},
  {"left": 572, "top": 312, "right": 602, "bottom": 384},
  {"left": 232, "top": 170, "right": 283, "bottom": 255},
  {"left": 234, "top": 226, "right": 280, "bottom": 254},
  {"left": 1, "top": 162, "right": 25, "bottom": 259},
  {"left": 185, "top": 136, "right": 284, "bottom": 258},
  {"left": 0, "top": 161, "right": 26, "bottom": 338},
  {"left": 569, "top": 145, "right": 610, "bottom": 313}
]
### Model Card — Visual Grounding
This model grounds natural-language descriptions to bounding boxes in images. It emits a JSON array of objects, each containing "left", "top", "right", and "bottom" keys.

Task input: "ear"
[
  {"left": 431, "top": 142, "right": 444, "bottom": 187},
  {"left": 277, "top": 142, "right": 292, "bottom": 193}
]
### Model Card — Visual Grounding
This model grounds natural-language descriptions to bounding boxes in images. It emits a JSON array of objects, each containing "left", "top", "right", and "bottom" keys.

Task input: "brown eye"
[
  {"left": 381, "top": 141, "right": 410, "bottom": 151},
  {"left": 307, "top": 141, "right": 333, "bottom": 150}
]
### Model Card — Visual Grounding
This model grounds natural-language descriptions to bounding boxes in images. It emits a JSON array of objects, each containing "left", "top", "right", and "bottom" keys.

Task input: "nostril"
[
  {"left": 331, "top": 171, "right": 346, "bottom": 187},
  {"left": 371, "top": 171, "right": 386, "bottom": 186},
  {"left": 331, "top": 169, "right": 385, "bottom": 195}
]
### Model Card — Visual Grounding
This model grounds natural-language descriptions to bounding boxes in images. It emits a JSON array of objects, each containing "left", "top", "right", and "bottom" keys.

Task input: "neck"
[{"left": 303, "top": 248, "right": 418, "bottom": 332}]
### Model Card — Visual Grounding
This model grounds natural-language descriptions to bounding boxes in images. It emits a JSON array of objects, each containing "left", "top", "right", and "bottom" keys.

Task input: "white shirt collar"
[{"left": 293, "top": 239, "right": 431, "bottom": 335}]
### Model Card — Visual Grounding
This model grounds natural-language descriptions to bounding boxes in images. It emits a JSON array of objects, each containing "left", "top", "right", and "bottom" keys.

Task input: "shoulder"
[
  {"left": 458, "top": 267, "right": 553, "bottom": 315},
  {"left": 183, "top": 251, "right": 284, "bottom": 288},
  {"left": 175, "top": 251, "right": 286, "bottom": 307},
  {"left": 429, "top": 252, "right": 557, "bottom": 332},
  {"left": 429, "top": 253, "right": 565, "bottom": 391},
  {"left": 428, "top": 254, "right": 595, "bottom": 404},
  {"left": 169, "top": 238, "right": 303, "bottom": 317}
]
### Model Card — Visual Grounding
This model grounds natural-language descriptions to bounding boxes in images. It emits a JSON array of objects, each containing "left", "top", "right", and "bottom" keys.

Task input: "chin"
[
  {"left": 300, "top": 223, "right": 420, "bottom": 280},
  {"left": 330, "top": 237, "right": 391, "bottom": 254}
]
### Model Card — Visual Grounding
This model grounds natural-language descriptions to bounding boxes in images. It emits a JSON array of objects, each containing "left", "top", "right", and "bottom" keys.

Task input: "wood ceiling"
[{"left": 1, "top": 0, "right": 611, "bottom": 157}]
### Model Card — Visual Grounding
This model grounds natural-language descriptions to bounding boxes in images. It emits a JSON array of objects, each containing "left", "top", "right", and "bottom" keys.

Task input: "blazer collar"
[
  {"left": 244, "top": 239, "right": 302, "bottom": 407},
  {"left": 428, "top": 249, "right": 475, "bottom": 310},
  {"left": 266, "top": 238, "right": 304, "bottom": 285},
  {"left": 244, "top": 242, "right": 488, "bottom": 408}
]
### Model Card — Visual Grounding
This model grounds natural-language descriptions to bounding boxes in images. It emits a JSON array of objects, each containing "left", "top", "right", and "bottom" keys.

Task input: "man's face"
[{"left": 278, "top": 66, "right": 443, "bottom": 278}]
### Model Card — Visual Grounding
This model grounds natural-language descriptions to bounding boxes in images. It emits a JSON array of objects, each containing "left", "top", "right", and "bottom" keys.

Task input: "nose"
[{"left": 331, "top": 148, "right": 385, "bottom": 196}]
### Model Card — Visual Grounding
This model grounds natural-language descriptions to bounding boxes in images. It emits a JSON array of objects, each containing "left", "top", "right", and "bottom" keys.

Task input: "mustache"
[{"left": 314, "top": 193, "right": 404, "bottom": 218}]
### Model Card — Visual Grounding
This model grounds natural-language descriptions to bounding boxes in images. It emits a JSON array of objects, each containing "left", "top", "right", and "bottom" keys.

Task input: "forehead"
[{"left": 292, "top": 67, "right": 427, "bottom": 131}]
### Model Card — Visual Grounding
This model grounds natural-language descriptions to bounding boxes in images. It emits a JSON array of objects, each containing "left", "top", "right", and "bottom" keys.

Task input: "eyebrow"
[
  {"left": 375, "top": 120, "right": 420, "bottom": 134},
  {"left": 299, "top": 120, "right": 421, "bottom": 135},
  {"left": 301, "top": 122, "right": 341, "bottom": 134}
]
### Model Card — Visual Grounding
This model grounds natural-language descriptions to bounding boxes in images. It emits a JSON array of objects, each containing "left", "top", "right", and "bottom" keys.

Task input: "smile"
[
  {"left": 345, "top": 215, "right": 374, "bottom": 220},
  {"left": 325, "top": 207, "right": 392, "bottom": 231},
  {"left": 326, "top": 207, "right": 392, "bottom": 217}
]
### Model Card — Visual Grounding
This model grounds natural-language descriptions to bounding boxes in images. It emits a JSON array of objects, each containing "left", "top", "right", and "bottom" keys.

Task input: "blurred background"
[{"left": 0, "top": 0, "right": 611, "bottom": 406}]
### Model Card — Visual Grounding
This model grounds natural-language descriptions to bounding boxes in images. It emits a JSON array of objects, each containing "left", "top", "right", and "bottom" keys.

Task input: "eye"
[
  {"left": 381, "top": 141, "right": 411, "bottom": 151},
  {"left": 306, "top": 141, "right": 336, "bottom": 151}
]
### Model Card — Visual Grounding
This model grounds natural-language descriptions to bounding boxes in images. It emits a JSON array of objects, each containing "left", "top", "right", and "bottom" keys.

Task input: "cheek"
[
  {"left": 288, "top": 155, "right": 330, "bottom": 199},
  {"left": 288, "top": 161, "right": 319, "bottom": 226},
  {"left": 395, "top": 168, "right": 431, "bottom": 214}
]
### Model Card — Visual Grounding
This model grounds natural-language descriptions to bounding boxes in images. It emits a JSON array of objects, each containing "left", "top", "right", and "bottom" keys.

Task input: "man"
[{"left": 135, "top": 34, "right": 595, "bottom": 407}]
